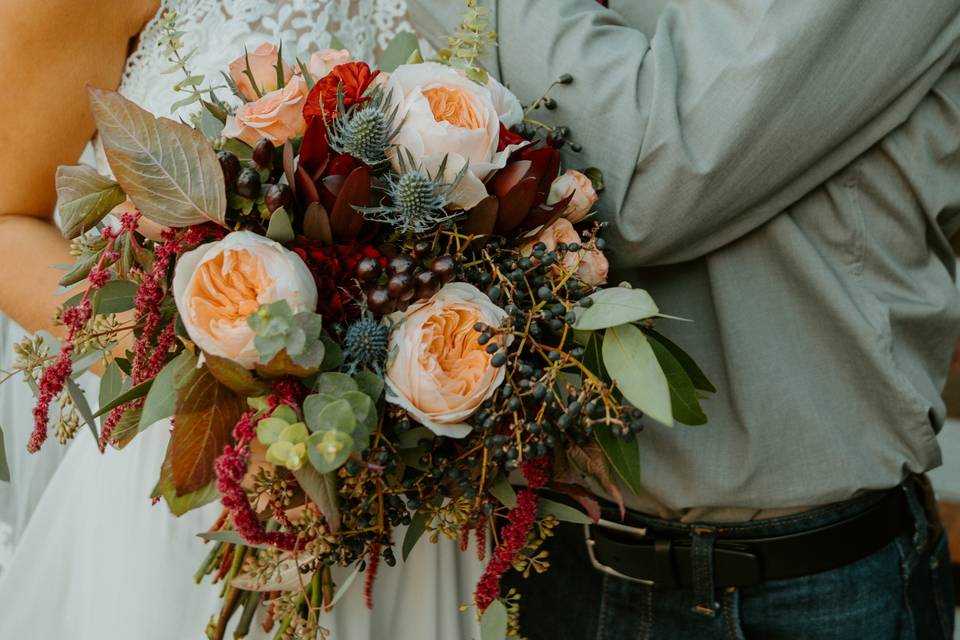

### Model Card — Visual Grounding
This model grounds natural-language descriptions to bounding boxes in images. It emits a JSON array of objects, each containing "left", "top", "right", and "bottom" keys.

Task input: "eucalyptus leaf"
[
  {"left": 316, "top": 372, "right": 359, "bottom": 396},
  {"left": 266, "top": 207, "right": 295, "bottom": 243},
  {"left": 138, "top": 353, "right": 188, "bottom": 432},
  {"left": 537, "top": 498, "right": 592, "bottom": 524},
  {"left": 0, "top": 425, "right": 9, "bottom": 482},
  {"left": 93, "top": 377, "right": 153, "bottom": 418},
  {"left": 479, "top": 599, "right": 508, "bottom": 640},
  {"left": 99, "top": 362, "right": 125, "bottom": 428},
  {"left": 319, "top": 335, "right": 344, "bottom": 370},
  {"left": 315, "top": 399, "right": 357, "bottom": 434},
  {"left": 402, "top": 510, "right": 431, "bottom": 561},
  {"left": 646, "top": 334, "right": 707, "bottom": 426},
  {"left": 292, "top": 465, "right": 341, "bottom": 532},
  {"left": 198, "top": 104, "right": 226, "bottom": 138},
  {"left": 89, "top": 87, "right": 226, "bottom": 227},
  {"left": 303, "top": 393, "right": 335, "bottom": 431},
  {"left": 594, "top": 425, "right": 643, "bottom": 495},
  {"left": 379, "top": 31, "right": 420, "bottom": 72},
  {"left": 93, "top": 279, "right": 139, "bottom": 315},
  {"left": 65, "top": 377, "right": 99, "bottom": 442},
  {"left": 58, "top": 244, "right": 106, "bottom": 287},
  {"left": 55, "top": 164, "right": 126, "bottom": 239},
  {"left": 489, "top": 475, "right": 517, "bottom": 508},
  {"left": 354, "top": 370, "right": 384, "bottom": 401},
  {"left": 307, "top": 429, "right": 353, "bottom": 473},
  {"left": 328, "top": 563, "right": 361, "bottom": 609},
  {"left": 574, "top": 287, "right": 659, "bottom": 331},
  {"left": 602, "top": 324, "right": 672, "bottom": 426},
  {"left": 197, "top": 530, "right": 272, "bottom": 550}
]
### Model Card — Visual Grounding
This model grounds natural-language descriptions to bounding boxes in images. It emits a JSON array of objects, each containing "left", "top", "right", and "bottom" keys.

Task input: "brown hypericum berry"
[
  {"left": 264, "top": 183, "right": 293, "bottom": 214},
  {"left": 411, "top": 239, "right": 433, "bottom": 259},
  {"left": 367, "top": 287, "right": 395, "bottom": 314},
  {"left": 252, "top": 138, "right": 275, "bottom": 168},
  {"left": 236, "top": 168, "right": 261, "bottom": 199},
  {"left": 388, "top": 255, "right": 416, "bottom": 275},
  {"left": 387, "top": 273, "right": 415, "bottom": 301},
  {"left": 430, "top": 255, "right": 456, "bottom": 282},
  {"left": 217, "top": 151, "right": 241, "bottom": 186},
  {"left": 356, "top": 257, "right": 382, "bottom": 283},
  {"left": 414, "top": 270, "right": 440, "bottom": 299}
]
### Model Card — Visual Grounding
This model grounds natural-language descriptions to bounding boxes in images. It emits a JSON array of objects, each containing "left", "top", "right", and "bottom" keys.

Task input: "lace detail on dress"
[{"left": 119, "top": 0, "right": 417, "bottom": 118}]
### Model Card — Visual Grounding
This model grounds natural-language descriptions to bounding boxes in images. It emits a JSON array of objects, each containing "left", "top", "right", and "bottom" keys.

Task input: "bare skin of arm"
[{"left": 0, "top": 0, "right": 159, "bottom": 335}]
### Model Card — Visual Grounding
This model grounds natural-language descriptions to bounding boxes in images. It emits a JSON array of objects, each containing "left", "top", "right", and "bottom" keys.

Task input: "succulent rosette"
[{"left": 11, "top": 5, "right": 712, "bottom": 640}]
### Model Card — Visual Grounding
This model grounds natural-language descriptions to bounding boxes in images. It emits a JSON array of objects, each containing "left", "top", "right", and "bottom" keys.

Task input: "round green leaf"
[
  {"left": 573, "top": 287, "right": 660, "bottom": 331},
  {"left": 307, "top": 430, "right": 354, "bottom": 473}
]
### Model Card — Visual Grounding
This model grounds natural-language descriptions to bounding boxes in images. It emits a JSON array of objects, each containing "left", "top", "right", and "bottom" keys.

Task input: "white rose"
[
  {"left": 172, "top": 231, "right": 318, "bottom": 368},
  {"left": 385, "top": 62, "right": 527, "bottom": 210}
]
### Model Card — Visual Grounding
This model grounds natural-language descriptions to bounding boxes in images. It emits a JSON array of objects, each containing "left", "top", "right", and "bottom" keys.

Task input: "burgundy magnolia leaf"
[
  {"left": 495, "top": 177, "right": 538, "bottom": 234},
  {"left": 566, "top": 441, "right": 626, "bottom": 520},
  {"left": 522, "top": 193, "right": 574, "bottom": 232},
  {"left": 298, "top": 118, "right": 330, "bottom": 178},
  {"left": 303, "top": 202, "right": 333, "bottom": 245},
  {"left": 463, "top": 196, "right": 499, "bottom": 237},
  {"left": 490, "top": 160, "right": 532, "bottom": 198},
  {"left": 330, "top": 166, "right": 370, "bottom": 240},
  {"left": 170, "top": 362, "right": 247, "bottom": 496},
  {"left": 296, "top": 166, "right": 321, "bottom": 204}
]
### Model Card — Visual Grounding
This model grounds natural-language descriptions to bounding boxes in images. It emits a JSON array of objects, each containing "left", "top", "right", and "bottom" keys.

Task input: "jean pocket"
[{"left": 929, "top": 533, "right": 955, "bottom": 640}]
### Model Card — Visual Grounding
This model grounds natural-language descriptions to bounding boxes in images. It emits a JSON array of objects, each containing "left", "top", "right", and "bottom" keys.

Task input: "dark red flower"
[
  {"left": 291, "top": 239, "right": 386, "bottom": 320},
  {"left": 303, "top": 62, "right": 380, "bottom": 123},
  {"left": 497, "top": 122, "right": 526, "bottom": 152}
]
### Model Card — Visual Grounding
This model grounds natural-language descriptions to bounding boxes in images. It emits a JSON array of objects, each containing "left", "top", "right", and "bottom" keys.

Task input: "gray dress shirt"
[{"left": 408, "top": 0, "right": 960, "bottom": 521}]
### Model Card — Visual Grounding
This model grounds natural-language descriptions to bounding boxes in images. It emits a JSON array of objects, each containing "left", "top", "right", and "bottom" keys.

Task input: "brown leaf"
[
  {"left": 548, "top": 482, "right": 601, "bottom": 523},
  {"left": 490, "top": 160, "right": 532, "bottom": 198},
  {"left": 303, "top": 202, "right": 333, "bottom": 245},
  {"left": 495, "top": 177, "right": 538, "bottom": 234},
  {"left": 296, "top": 166, "right": 321, "bottom": 204},
  {"left": 283, "top": 141, "right": 296, "bottom": 197},
  {"left": 170, "top": 360, "right": 247, "bottom": 496},
  {"left": 253, "top": 349, "right": 319, "bottom": 379},
  {"left": 463, "top": 196, "right": 498, "bottom": 237},
  {"left": 564, "top": 441, "right": 626, "bottom": 520},
  {"left": 204, "top": 353, "right": 271, "bottom": 396},
  {"left": 329, "top": 166, "right": 370, "bottom": 239}
]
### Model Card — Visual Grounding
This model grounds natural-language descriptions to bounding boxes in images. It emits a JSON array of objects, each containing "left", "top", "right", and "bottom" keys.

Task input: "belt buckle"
[{"left": 584, "top": 518, "right": 660, "bottom": 586}]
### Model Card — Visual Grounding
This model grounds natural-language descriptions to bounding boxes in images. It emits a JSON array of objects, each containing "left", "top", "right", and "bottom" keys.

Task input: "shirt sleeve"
[{"left": 410, "top": 0, "right": 960, "bottom": 266}]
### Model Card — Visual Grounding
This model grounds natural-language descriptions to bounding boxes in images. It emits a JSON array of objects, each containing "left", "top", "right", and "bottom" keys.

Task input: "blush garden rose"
[
  {"left": 385, "top": 62, "right": 526, "bottom": 210},
  {"left": 547, "top": 169, "right": 599, "bottom": 223},
  {"left": 228, "top": 43, "right": 294, "bottom": 101},
  {"left": 384, "top": 282, "right": 510, "bottom": 437},
  {"left": 172, "top": 231, "right": 318, "bottom": 368},
  {"left": 223, "top": 75, "right": 308, "bottom": 146},
  {"left": 523, "top": 218, "right": 609, "bottom": 286}
]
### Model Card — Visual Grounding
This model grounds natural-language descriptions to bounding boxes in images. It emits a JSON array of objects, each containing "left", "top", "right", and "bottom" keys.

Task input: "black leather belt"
[{"left": 584, "top": 486, "right": 914, "bottom": 588}]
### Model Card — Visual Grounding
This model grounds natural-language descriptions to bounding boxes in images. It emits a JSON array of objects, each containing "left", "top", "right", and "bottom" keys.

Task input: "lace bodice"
[{"left": 119, "top": 0, "right": 416, "bottom": 118}]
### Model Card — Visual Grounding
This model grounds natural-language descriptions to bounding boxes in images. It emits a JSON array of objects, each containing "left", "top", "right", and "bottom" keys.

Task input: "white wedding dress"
[{"left": 0, "top": 2, "right": 483, "bottom": 638}]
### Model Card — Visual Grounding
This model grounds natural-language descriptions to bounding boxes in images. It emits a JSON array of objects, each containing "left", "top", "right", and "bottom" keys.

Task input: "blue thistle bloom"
[
  {"left": 343, "top": 314, "right": 390, "bottom": 374},
  {"left": 327, "top": 88, "right": 401, "bottom": 167}
]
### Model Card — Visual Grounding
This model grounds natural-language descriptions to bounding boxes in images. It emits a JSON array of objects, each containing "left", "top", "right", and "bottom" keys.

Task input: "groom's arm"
[{"left": 408, "top": 0, "right": 960, "bottom": 266}]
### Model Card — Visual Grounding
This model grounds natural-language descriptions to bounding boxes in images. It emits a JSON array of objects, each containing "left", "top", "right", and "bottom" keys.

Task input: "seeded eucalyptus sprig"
[{"left": 439, "top": 0, "right": 498, "bottom": 85}]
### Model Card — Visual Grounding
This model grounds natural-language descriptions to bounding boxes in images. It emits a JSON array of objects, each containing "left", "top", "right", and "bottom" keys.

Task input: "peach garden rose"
[
  {"left": 547, "top": 169, "right": 599, "bottom": 223},
  {"left": 222, "top": 75, "right": 308, "bottom": 146},
  {"left": 172, "top": 231, "right": 317, "bottom": 368},
  {"left": 385, "top": 62, "right": 526, "bottom": 210},
  {"left": 385, "top": 282, "right": 510, "bottom": 438},
  {"left": 228, "top": 43, "right": 294, "bottom": 101},
  {"left": 307, "top": 48, "right": 353, "bottom": 79},
  {"left": 522, "top": 218, "right": 609, "bottom": 286}
]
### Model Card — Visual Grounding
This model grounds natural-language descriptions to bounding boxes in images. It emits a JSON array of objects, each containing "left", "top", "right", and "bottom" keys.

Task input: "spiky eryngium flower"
[
  {"left": 343, "top": 313, "right": 389, "bottom": 374},
  {"left": 357, "top": 150, "right": 468, "bottom": 233},
  {"left": 327, "top": 88, "right": 401, "bottom": 167}
]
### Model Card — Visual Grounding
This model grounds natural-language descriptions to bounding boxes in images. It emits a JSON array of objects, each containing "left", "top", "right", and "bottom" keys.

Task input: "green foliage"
[
  {"left": 159, "top": 11, "right": 210, "bottom": 113},
  {"left": 646, "top": 333, "right": 708, "bottom": 426},
  {"left": 537, "top": 498, "right": 592, "bottom": 524},
  {"left": 573, "top": 286, "right": 659, "bottom": 330},
  {"left": 379, "top": 31, "right": 421, "bottom": 72},
  {"left": 0, "top": 425, "right": 9, "bottom": 483},
  {"left": 402, "top": 509, "right": 432, "bottom": 561},
  {"left": 594, "top": 423, "right": 643, "bottom": 495},
  {"left": 602, "top": 323, "right": 672, "bottom": 426},
  {"left": 480, "top": 599, "right": 508, "bottom": 640},
  {"left": 301, "top": 372, "right": 380, "bottom": 474},
  {"left": 265, "top": 207, "right": 295, "bottom": 243},
  {"left": 55, "top": 165, "right": 126, "bottom": 239},
  {"left": 439, "top": 0, "right": 497, "bottom": 85},
  {"left": 246, "top": 300, "right": 325, "bottom": 370},
  {"left": 257, "top": 408, "right": 310, "bottom": 471}
]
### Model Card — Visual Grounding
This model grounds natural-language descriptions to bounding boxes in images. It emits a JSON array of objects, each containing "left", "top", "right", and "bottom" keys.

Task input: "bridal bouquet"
[{"left": 13, "top": 4, "right": 712, "bottom": 639}]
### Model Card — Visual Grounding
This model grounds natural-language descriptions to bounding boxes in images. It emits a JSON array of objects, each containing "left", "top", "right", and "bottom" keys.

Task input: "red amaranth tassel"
[
  {"left": 364, "top": 542, "right": 381, "bottom": 610},
  {"left": 473, "top": 457, "right": 551, "bottom": 612},
  {"left": 475, "top": 523, "right": 487, "bottom": 562}
]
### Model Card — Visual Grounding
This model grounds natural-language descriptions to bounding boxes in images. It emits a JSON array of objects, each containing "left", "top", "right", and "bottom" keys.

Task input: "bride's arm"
[{"left": 0, "top": 0, "right": 158, "bottom": 334}]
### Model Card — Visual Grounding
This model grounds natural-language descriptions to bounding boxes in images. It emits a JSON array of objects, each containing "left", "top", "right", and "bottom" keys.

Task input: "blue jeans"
[{"left": 504, "top": 481, "right": 954, "bottom": 639}]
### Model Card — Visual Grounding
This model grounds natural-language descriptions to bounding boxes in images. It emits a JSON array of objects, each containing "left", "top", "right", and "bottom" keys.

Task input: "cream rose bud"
[
  {"left": 522, "top": 218, "right": 609, "bottom": 286},
  {"left": 385, "top": 283, "right": 511, "bottom": 438},
  {"left": 222, "top": 76, "right": 308, "bottom": 146},
  {"left": 172, "top": 231, "right": 318, "bottom": 368},
  {"left": 307, "top": 48, "right": 353, "bottom": 80},
  {"left": 228, "top": 43, "right": 294, "bottom": 101},
  {"left": 547, "top": 170, "right": 599, "bottom": 223},
  {"left": 385, "top": 62, "right": 527, "bottom": 210}
]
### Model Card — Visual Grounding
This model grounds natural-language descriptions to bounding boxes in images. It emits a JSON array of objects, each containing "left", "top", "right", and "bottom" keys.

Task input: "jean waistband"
[{"left": 604, "top": 475, "right": 935, "bottom": 541}]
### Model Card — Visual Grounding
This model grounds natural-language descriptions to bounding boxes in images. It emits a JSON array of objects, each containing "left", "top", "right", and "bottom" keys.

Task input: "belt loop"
[
  {"left": 690, "top": 526, "right": 718, "bottom": 617},
  {"left": 902, "top": 479, "right": 929, "bottom": 553}
]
